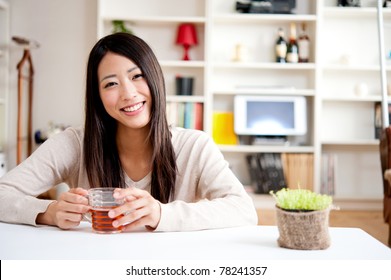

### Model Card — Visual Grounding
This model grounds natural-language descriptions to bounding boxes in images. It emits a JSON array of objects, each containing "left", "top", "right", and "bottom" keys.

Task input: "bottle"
[
  {"left": 286, "top": 23, "right": 299, "bottom": 63},
  {"left": 298, "top": 23, "right": 310, "bottom": 63},
  {"left": 275, "top": 28, "right": 287, "bottom": 63}
]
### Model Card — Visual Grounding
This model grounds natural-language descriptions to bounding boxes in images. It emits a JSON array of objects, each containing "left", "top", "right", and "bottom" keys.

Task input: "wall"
[{"left": 7, "top": 0, "right": 96, "bottom": 168}]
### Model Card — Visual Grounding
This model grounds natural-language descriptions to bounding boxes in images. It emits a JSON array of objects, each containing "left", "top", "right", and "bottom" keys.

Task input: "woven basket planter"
[{"left": 275, "top": 206, "right": 331, "bottom": 250}]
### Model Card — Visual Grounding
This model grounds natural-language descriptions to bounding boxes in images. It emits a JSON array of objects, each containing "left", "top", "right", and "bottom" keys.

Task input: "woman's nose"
[{"left": 120, "top": 80, "right": 137, "bottom": 99}]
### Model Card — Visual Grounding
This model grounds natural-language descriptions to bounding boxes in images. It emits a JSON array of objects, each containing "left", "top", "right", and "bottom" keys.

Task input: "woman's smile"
[{"left": 122, "top": 101, "right": 146, "bottom": 114}]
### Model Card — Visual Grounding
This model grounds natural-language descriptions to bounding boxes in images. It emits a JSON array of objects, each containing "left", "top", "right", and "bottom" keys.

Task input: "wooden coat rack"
[
  {"left": 16, "top": 49, "right": 34, "bottom": 164},
  {"left": 13, "top": 36, "right": 38, "bottom": 165}
]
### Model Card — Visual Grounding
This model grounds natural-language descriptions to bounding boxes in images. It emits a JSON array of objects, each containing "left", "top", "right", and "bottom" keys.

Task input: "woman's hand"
[
  {"left": 36, "top": 187, "right": 90, "bottom": 229},
  {"left": 109, "top": 187, "right": 161, "bottom": 231}
]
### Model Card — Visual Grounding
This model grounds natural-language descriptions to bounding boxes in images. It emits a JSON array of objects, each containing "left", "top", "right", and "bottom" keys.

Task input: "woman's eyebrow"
[
  {"left": 100, "top": 66, "right": 139, "bottom": 83},
  {"left": 100, "top": 74, "right": 116, "bottom": 83},
  {"left": 127, "top": 66, "right": 139, "bottom": 73}
]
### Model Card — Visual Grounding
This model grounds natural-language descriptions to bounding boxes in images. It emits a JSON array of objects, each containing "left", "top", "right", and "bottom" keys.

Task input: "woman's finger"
[{"left": 59, "top": 190, "right": 88, "bottom": 205}]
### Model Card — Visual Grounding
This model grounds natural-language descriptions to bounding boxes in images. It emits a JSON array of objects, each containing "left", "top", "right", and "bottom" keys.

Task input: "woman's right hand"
[{"left": 36, "top": 187, "right": 90, "bottom": 229}]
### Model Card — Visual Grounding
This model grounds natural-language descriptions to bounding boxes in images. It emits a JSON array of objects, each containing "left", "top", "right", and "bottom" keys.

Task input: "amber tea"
[
  {"left": 90, "top": 206, "right": 124, "bottom": 233},
  {"left": 85, "top": 188, "right": 124, "bottom": 234}
]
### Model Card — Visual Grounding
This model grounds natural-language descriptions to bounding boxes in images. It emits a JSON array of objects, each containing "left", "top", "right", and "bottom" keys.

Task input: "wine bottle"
[
  {"left": 286, "top": 23, "right": 299, "bottom": 63},
  {"left": 275, "top": 28, "right": 287, "bottom": 63},
  {"left": 298, "top": 23, "right": 310, "bottom": 63}
]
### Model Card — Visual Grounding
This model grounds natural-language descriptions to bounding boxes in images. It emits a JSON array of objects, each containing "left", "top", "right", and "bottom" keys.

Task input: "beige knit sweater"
[{"left": 0, "top": 127, "right": 257, "bottom": 231}]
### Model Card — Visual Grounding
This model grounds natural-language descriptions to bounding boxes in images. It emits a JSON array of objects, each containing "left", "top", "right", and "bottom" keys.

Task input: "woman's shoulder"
[
  {"left": 45, "top": 126, "right": 85, "bottom": 148},
  {"left": 170, "top": 126, "right": 210, "bottom": 143},
  {"left": 170, "top": 127, "right": 219, "bottom": 154}
]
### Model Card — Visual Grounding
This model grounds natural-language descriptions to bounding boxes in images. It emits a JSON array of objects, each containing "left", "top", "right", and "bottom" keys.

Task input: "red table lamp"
[{"left": 176, "top": 23, "right": 198, "bottom": 60}]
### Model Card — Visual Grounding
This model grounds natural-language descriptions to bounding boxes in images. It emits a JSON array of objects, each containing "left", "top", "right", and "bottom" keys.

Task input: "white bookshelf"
[{"left": 97, "top": 0, "right": 389, "bottom": 209}]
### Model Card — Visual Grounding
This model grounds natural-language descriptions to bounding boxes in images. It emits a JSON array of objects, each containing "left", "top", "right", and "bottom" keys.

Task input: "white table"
[{"left": 0, "top": 222, "right": 390, "bottom": 260}]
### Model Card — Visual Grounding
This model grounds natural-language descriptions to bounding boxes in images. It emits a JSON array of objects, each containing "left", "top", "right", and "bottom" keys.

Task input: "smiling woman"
[
  {"left": 0, "top": 32, "right": 258, "bottom": 233},
  {"left": 97, "top": 52, "right": 152, "bottom": 131}
]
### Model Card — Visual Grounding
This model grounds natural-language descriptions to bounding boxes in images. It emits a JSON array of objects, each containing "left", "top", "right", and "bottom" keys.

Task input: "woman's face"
[{"left": 98, "top": 52, "right": 152, "bottom": 131}]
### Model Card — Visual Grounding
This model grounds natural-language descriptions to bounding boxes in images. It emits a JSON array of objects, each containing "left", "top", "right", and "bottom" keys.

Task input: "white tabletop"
[{"left": 0, "top": 222, "right": 390, "bottom": 260}]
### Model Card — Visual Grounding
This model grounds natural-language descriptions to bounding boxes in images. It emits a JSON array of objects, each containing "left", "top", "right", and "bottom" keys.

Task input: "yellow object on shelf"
[{"left": 212, "top": 112, "right": 238, "bottom": 145}]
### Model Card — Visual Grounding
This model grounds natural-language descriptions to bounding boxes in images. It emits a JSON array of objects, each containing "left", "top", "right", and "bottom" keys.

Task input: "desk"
[{"left": 0, "top": 222, "right": 390, "bottom": 260}]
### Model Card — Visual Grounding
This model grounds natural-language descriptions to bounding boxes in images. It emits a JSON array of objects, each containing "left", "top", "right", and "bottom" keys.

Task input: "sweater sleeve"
[
  {"left": 0, "top": 127, "right": 83, "bottom": 226},
  {"left": 155, "top": 129, "right": 258, "bottom": 231}
]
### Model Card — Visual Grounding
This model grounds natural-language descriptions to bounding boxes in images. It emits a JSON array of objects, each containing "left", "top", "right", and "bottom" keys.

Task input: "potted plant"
[
  {"left": 111, "top": 20, "right": 133, "bottom": 34},
  {"left": 270, "top": 188, "right": 334, "bottom": 250}
]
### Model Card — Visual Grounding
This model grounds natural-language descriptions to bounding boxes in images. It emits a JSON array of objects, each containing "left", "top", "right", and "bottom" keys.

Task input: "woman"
[{"left": 0, "top": 33, "right": 257, "bottom": 231}]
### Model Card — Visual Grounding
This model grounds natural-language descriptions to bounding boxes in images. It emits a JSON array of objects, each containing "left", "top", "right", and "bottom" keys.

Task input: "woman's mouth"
[{"left": 122, "top": 102, "right": 144, "bottom": 112}]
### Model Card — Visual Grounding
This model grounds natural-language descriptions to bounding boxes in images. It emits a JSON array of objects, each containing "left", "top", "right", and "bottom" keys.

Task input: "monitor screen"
[{"left": 234, "top": 95, "right": 307, "bottom": 136}]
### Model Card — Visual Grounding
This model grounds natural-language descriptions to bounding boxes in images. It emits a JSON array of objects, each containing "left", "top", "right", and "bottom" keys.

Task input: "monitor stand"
[{"left": 252, "top": 136, "right": 289, "bottom": 146}]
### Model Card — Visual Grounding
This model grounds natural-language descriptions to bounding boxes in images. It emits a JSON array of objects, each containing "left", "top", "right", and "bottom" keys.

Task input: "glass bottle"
[
  {"left": 275, "top": 28, "right": 287, "bottom": 63},
  {"left": 286, "top": 23, "right": 299, "bottom": 63},
  {"left": 298, "top": 23, "right": 310, "bottom": 63}
]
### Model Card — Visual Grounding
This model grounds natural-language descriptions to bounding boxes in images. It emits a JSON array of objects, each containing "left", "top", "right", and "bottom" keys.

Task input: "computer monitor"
[{"left": 234, "top": 95, "right": 307, "bottom": 136}]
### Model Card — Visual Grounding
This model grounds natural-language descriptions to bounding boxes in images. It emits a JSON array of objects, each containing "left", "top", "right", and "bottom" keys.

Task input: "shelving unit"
[
  {"left": 0, "top": 0, "right": 9, "bottom": 166},
  {"left": 97, "top": 0, "right": 390, "bottom": 209},
  {"left": 319, "top": 0, "right": 391, "bottom": 202}
]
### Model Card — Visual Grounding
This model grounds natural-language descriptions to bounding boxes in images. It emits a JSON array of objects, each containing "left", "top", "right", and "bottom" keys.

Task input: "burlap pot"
[{"left": 275, "top": 206, "right": 331, "bottom": 250}]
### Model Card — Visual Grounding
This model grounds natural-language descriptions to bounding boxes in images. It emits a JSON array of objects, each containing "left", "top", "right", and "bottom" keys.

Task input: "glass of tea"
[{"left": 84, "top": 188, "right": 124, "bottom": 234}]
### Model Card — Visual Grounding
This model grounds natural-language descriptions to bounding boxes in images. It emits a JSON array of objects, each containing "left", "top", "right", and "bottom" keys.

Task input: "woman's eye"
[
  {"left": 133, "top": 73, "right": 144, "bottom": 80},
  {"left": 103, "top": 81, "right": 117, "bottom": 89}
]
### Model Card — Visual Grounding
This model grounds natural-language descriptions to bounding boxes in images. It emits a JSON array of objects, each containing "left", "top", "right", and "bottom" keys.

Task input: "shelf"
[
  {"left": 322, "top": 64, "right": 391, "bottom": 71},
  {"left": 218, "top": 145, "right": 315, "bottom": 153},
  {"left": 213, "top": 62, "right": 316, "bottom": 70},
  {"left": 323, "top": 7, "right": 391, "bottom": 18},
  {"left": 213, "top": 88, "right": 315, "bottom": 96},
  {"left": 213, "top": 13, "right": 317, "bottom": 23},
  {"left": 322, "top": 96, "right": 382, "bottom": 102},
  {"left": 249, "top": 193, "right": 382, "bottom": 210},
  {"left": 166, "top": 95, "right": 205, "bottom": 103},
  {"left": 160, "top": 60, "right": 205, "bottom": 68},
  {"left": 321, "top": 140, "right": 379, "bottom": 146},
  {"left": 101, "top": 16, "right": 206, "bottom": 24}
]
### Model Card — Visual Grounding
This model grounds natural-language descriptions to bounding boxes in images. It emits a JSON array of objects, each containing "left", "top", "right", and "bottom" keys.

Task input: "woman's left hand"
[{"left": 108, "top": 187, "right": 161, "bottom": 231}]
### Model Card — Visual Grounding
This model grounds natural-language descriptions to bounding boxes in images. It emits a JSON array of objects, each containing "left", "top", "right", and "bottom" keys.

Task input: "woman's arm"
[
  {"left": 0, "top": 127, "right": 87, "bottom": 226},
  {"left": 155, "top": 129, "right": 258, "bottom": 231}
]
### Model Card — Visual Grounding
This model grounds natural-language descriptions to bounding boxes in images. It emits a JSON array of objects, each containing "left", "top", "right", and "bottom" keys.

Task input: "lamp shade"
[
  {"left": 176, "top": 23, "right": 198, "bottom": 60},
  {"left": 176, "top": 23, "right": 198, "bottom": 46}
]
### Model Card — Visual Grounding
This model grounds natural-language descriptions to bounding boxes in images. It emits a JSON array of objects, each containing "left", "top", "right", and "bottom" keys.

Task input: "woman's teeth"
[{"left": 123, "top": 103, "right": 143, "bottom": 112}]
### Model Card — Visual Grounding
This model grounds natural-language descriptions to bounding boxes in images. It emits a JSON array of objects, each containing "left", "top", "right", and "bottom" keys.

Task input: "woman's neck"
[{"left": 116, "top": 125, "right": 153, "bottom": 181}]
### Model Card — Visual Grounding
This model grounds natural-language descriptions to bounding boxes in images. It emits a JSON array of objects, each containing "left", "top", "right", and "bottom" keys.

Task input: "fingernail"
[
  {"left": 108, "top": 210, "right": 115, "bottom": 218},
  {"left": 113, "top": 221, "right": 118, "bottom": 228}
]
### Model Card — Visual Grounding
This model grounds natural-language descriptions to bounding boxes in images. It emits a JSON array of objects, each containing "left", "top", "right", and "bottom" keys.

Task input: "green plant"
[
  {"left": 112, "top": 20, "right": 133, "bottom": 34},
  {"left": 270, "top": 188, "right": 332, "bottom": 211}
]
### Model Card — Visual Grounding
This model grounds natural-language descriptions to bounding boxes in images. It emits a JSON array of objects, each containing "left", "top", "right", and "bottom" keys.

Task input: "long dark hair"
[{"left": 83, "top": 32, "right": 176, "bottom": 203}]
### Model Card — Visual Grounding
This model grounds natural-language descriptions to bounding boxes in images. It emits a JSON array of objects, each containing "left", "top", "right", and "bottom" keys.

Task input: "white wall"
[{"left": 7, "top": 0, "right": 97, "bottom": 168}]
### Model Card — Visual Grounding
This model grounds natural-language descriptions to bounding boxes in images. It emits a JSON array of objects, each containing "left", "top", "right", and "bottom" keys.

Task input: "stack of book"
[
  {"left": 320, "top": 153, "right": 337, "bottom": 196},
  {"left": 166, "top": 102, "right": 203, "bottom": 130},
  {"left": 246, "top": 153, "right": 287, "bottom": 194},
  {"left": 246, "top": 153, "right": 314, "bottom": 194},
  {"left": 281, "top": 153, "right": 314, "bottom": 190}
]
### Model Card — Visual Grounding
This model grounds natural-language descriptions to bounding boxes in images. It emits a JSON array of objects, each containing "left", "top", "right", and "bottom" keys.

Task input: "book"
[
  {"left": 183, "top": 102, "right": 193, "bottom": 129},
  {"left": 281, "top": 153, "right": 314, "bottom": 190},
  {"left": 246, "top": 154, "right": 261, "bottom": 192},
  {"left": 166, "top": 102, "right": 204, "bottom": 130},
  {"left": 246, "top": 153, "right": 286, "bottom": 194},
  {"left": 194, "top": 103, "right": 203, "bottom": 130},
  {"left": 374, "top": 102, "right": 391, "bottom": 139},
  {"left": 320, "top": 153, "right": 337, "bottom": 196}
]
